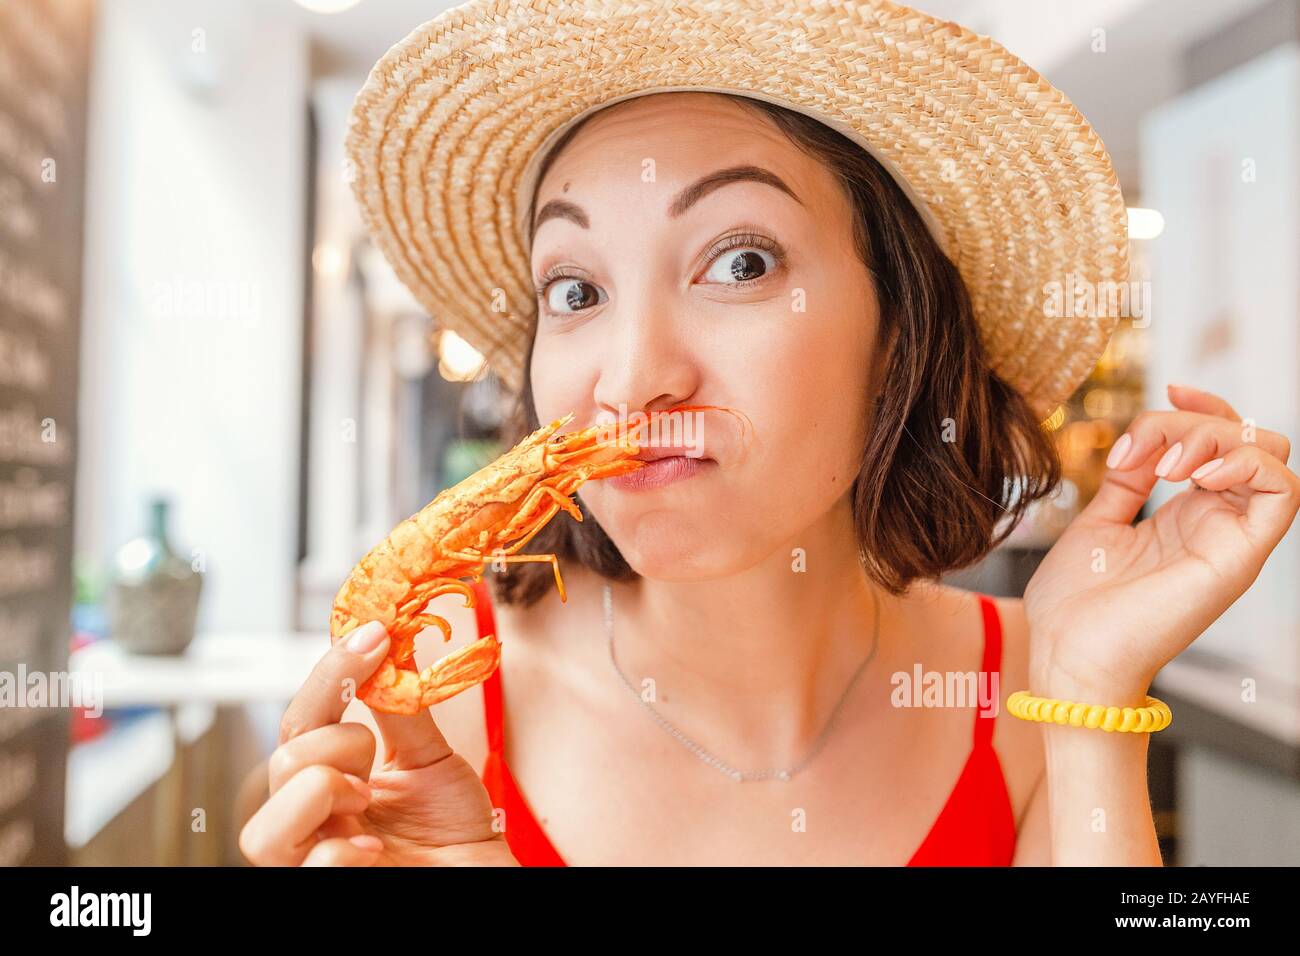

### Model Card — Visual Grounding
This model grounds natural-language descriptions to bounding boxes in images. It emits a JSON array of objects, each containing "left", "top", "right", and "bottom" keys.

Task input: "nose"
[{"left": 592, "top": 294, "right": 700, "bottom": 424}]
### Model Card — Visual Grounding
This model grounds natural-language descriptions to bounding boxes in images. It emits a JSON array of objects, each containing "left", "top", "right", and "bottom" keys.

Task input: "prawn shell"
[
  {"left": 385, "top": 518, "right": 431, "bottom": 581},
  {"left": 412, "top": 503, "right": 447, "bottom": 545},
  {"left": 354, "top": 552, "right": 408, "bottom": 603},
  {"left": 336, "top": 565, "right": 399, "bottom": 633},
  {"left": 330, "top": 604, "right": 358, "bottom": 640}
]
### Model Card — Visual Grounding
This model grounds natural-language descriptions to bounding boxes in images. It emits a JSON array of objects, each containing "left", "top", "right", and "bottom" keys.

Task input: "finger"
[
  {"left": 371, "top": 708, "right": 454, "bottom": 772},
  {"left": 1104, "top": 410, "right": 1288, "bottom": 477},
  {"left": 1146, "top": 418, "right": 1291, "bottom": 483},
  {"left": 1078, "top": 440, "right": 1162, "bottom": 527},
  {"left": 1187, "top": 445, "right": 1300, "bottom": 550},
  {"left": 1166, "top": 383, "right": 1242, "bottom": 422},
  {"left": 301, "top": 835, "right": 384, "bottom": 867},
  {"left": 279, "top": 622, "right": 391, "bottom": 745},
  {"left": 1167, "top": 385, "right": 1290, "bottom": 466},
  {"left": 239, "top": 766, "right": 371, "bottom": 867},
  {"left": 268, "top": 723, "right": 377, "bottom": 795},
  {"left": 1084, "top": 411, "right": 1291, "bottom": 528},
  {"left": 313, "top": 811, "right": 367, "bottom": 842}
]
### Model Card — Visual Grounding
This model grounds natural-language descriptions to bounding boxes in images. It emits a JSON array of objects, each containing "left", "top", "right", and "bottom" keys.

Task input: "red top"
[{"left": 474, "top": 580, "right": 1016, "bottom": 866}]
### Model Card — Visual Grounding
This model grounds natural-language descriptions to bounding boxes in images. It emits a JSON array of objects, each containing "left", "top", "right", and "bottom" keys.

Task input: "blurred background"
[{"left": 2, "top": 0, "right": 1298, "bottom": 866}]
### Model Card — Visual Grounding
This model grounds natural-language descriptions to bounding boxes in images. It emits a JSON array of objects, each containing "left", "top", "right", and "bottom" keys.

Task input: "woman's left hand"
[{"left": 1023, "top": 383, "right": 1300, "bottom": 705}]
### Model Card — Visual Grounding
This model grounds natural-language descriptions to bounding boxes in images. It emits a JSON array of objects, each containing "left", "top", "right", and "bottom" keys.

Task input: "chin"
[
  {"left": 583, "top": 486, "right": 762, "bottom": 579},
  {"left": 611, "top": 521, "right": 748, "bottom": 581},
  {"left": 622, "top": 549, "right": 730, "bottom": 582}
]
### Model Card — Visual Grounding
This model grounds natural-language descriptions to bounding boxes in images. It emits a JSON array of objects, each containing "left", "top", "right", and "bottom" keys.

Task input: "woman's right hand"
[{"left": 239, "top": 621, "right": 518, "bottom": 866}]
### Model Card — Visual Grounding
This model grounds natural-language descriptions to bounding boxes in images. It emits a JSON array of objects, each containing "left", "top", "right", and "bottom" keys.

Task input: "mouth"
[
  {"left": 633, "top": 444, "right": 707, "bottom": 462},
  {"left": 609, "top": 452, "right": 714, "bottom": 491}
]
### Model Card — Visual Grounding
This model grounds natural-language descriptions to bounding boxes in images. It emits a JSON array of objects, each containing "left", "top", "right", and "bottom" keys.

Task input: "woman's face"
[{"left": 529, "top": 92, "right": 881, "bottom": 580}]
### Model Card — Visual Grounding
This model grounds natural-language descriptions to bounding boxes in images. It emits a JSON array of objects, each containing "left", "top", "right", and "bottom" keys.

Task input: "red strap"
[
  {"left": 472, "top": 578, "right": 497, "bottom": 639},
  {"left": 474, "top": 580, "right": 504, "bottom": 753},
  {"left": 973, "top": 594, "right": 1002, "bottom": 748}
]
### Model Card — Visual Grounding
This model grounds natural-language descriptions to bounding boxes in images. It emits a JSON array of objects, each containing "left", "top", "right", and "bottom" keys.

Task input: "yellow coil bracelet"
[{"left": 1007, "top": 690, "right": 1172, "bottom": 733}]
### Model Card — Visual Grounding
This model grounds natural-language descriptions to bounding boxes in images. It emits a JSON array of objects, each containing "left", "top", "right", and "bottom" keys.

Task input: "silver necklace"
[{"left": 603, "top": 580, "right": 879, "bottom": 782}]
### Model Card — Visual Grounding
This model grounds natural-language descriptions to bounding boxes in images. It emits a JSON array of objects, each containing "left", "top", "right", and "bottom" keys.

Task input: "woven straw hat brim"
[{"left": 346, "top": 0, "right": 1130, "bottom": 420}]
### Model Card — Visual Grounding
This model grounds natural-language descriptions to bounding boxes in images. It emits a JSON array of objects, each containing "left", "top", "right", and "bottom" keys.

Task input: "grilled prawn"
[{"left": 329, "top": 413, "right": 645, "bottom": 715}]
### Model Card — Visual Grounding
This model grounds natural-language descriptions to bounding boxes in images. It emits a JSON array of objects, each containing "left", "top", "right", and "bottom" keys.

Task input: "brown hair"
[{"left": 489, "top": 92, "right": 1060, "bottom": 607}]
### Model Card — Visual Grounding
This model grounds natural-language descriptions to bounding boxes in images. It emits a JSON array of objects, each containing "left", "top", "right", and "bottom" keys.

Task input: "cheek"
[
  {"left": 528, "top": 336, "right": 594, "bottom": 422},
  {"left": 708, "top": 287, "right": 875, "bottom": 532},
  {"left": 738, "top": 293, "right": 876, "bottom": 471},
  {"left": 740, "top": 404, "right": 863, "bottom": 538},
  {"left": 736, "top": 254, "right": 877, "bottom": 399}
]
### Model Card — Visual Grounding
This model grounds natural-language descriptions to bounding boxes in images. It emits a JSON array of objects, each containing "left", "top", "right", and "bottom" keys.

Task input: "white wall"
[
  {"left": 76, "top": 0, "right": 308, "bottom": 632},
  {"left": 297, "top": 77, "right": 365, "bottom": 632},
  {"left": 1141, "top": 44, "right": 1300, "bottom": 684},
  {"left": 296, "top": 77, "right": 430, "bottom": 632}
]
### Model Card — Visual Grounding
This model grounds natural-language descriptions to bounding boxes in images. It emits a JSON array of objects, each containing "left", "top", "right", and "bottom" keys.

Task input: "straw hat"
[{"left": 346, "top": 0, "right": 1130, "bottom": 420}]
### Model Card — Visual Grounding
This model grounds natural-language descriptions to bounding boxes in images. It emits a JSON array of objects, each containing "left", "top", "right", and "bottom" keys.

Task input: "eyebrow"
[{"left": 529, "top": 164, "right": 802, "bottom": 243}]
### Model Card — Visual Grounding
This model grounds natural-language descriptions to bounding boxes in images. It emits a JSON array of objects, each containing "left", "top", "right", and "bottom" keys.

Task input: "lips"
[
  {"left": 633, "top": 445, "right": 707, "bottom": 462},
  {"left": 610, "top": 453, "right": 713, "bottom": 491}
]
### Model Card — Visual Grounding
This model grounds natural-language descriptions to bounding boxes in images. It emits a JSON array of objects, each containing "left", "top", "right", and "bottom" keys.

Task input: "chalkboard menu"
[{"left": 0, "top": 0, "right": 93, "bottom": 866}]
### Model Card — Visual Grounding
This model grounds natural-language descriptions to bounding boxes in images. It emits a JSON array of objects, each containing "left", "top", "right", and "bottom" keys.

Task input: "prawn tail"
[{"left": 358, "top": 635, "right": 502, "bottom": 715}]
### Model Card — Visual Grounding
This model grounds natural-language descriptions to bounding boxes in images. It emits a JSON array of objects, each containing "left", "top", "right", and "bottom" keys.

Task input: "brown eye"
[
  {"left": 544, "top": 278, "right": 606, "bottom": 314},
  {"left": 701, "top": 247, "right": 777, "bottom": 284}
]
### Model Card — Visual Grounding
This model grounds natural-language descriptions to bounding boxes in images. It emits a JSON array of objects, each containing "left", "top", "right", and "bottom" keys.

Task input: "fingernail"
[
  {"left": 346, "top": 621, "right": 387, "bottom": 653},
  {"left": 1106, "top": 432, "right": 1132, "bottom": 469},
  {"left": 349, "top": 835, "right": 383, "bottom": 851},
  {"left": 1154, "top": 441, "right": 1182, "bottom": 478},
  {"left": 343, "top": 773, "right": 371, "bottom": 801},
  {"left": 1168, "top": 382, "right": 1197, "bottom": 391},
  {"left": 1191, "top": 457, "right": 1224, "bottom": 480}
]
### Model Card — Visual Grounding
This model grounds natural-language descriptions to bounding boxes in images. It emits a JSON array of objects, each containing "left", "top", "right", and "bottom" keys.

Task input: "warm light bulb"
[
  {"left": 312, "top": 242, "right": 348, "bottom": 278},
  {"left": 1127, "top": 207, "right": 1165, "bottom": 240},
  {"left": 438, "top": 329, "right": 486, "bottom": 382}
]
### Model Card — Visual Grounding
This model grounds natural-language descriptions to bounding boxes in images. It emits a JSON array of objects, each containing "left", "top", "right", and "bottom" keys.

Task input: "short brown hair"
[{"left": 490, "top": 93, "right": 1060, "bottom": 607}]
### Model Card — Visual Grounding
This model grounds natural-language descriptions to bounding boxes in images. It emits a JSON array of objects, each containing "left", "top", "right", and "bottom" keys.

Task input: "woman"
[{"left": 240, "top": 0, "right": 1300, "bottom": 866}]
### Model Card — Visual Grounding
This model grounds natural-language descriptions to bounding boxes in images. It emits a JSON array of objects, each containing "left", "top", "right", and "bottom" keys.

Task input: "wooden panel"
[{"left": 0, "top": 0, "right": 95, "bottom": 866}]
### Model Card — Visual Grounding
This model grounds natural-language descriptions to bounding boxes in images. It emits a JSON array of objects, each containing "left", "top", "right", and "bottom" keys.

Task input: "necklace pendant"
[
  {"left": 729, "top": 770, "right": 743, "bottom": 782},
  {"left": 778, "top": 770, "right": 791, "bottom": 782}
]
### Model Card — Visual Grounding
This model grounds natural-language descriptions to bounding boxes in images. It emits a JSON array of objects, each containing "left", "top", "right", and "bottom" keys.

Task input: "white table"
[
  {"left": 69, "top": 632, "right": 327, "bottom": 707},
  {"left": 66, "top": 632, "right": 328, "bottom": 862}
]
